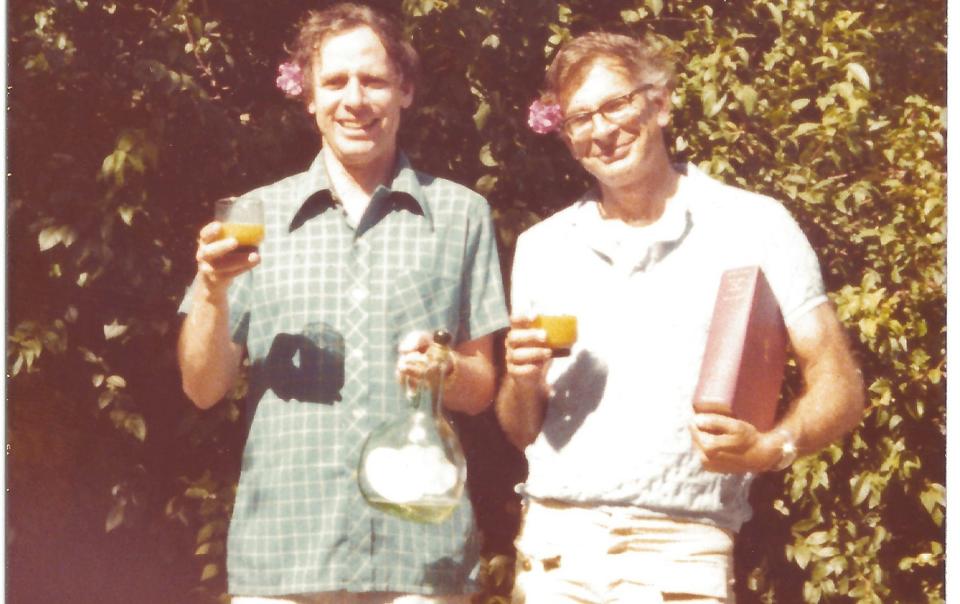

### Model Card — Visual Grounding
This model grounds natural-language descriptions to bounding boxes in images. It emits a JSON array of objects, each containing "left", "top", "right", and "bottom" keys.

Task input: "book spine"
[
  {"left": 730, "top": 270, "right": 786, "bottom": 431},
  {"left": 692, "top": 267, "right": 760, "bottom": 413}
]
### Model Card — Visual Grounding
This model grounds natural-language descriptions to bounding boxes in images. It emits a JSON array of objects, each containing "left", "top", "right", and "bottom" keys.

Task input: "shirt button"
[
  {"left": 352, "top": 408, "right": 368, "bottom": 419},
  {"left": 349, "top": 349, "right": 364, "bottom": 362},
  {"left": 350, "top": 286, "right": 368, "bottom": 303}
]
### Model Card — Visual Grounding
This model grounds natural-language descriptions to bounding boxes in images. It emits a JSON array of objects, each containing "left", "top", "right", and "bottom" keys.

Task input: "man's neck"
[
  {"left": 322, "top": 145, "right": 397, "bottom": 222},
  {"left": 598, "top": 157, "right": 681, "bottom": 227}
]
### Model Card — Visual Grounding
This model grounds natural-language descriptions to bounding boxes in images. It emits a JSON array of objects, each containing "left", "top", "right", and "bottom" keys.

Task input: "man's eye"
[
  {"left": 320, "top": 77, "right": 347, "bottom": 89},
  {"left": 603, "top": 98, "right": 631, "bottom": 113}
]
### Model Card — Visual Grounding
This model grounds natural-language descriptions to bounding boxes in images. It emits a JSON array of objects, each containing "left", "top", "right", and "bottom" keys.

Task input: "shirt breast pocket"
[{"left": 389, "top": 268, "right": 462, "bottom": 340}]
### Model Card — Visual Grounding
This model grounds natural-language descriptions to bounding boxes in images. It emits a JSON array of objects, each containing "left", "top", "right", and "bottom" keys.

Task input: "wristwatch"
[{"left": 772, "top": 427, "right": 799, "bottom": 471}]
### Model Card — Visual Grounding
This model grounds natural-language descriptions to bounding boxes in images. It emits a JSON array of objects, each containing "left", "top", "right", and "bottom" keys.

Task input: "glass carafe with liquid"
[{"left": 357, "top": 330, "right": 467, "bottom": 523}]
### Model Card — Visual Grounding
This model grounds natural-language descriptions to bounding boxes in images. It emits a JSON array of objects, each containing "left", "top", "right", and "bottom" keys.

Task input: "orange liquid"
[
  {"left": 533, "top": 315, "right": 578, "bottom": 351},
  {"left": 220, "top": 223, "right": 265, "bottom": 247}
]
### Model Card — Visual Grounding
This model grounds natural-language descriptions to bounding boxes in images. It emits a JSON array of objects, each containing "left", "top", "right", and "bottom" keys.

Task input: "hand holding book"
[{"left": 692, "top": 266, "right": 787, "bottom": 432}]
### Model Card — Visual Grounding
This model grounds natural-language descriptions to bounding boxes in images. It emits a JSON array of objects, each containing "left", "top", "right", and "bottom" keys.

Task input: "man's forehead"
[
  {"left": 313, "top": 26, "right": 396, "bottom": 73},
  {"left": 564, "top": 60, "right": 636, "bottom": 108}
]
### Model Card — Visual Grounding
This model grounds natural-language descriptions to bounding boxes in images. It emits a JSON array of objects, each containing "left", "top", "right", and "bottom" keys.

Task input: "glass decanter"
[{"left": 357, "top": 330, "right": 467, "bottom": 523}]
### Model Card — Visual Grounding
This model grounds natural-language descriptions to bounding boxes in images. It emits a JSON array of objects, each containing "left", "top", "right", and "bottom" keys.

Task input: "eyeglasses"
[{"left": 561, "top": 84, "right": 655, "bottom": 139}]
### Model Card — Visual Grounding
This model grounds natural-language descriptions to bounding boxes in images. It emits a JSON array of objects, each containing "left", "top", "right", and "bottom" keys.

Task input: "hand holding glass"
[
  {"left": 533, "top": 314, "right": 578, "bottom": 357},
  {"left": 215, "top": 196, "right": 265, "bottom": 255}
]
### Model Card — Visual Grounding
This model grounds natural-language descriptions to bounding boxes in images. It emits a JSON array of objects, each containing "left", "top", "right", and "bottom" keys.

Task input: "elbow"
[
  {"left": 847, "top": 382, "right": 868, "bottom": 431},
  {"left": 181, "top": 374, "right": 225, "bottom": 410},
  {"left": 458, "top": 398, "right": 493, "bottom": 417},
  {"left": 494, "top": 398, "right": 538, "bottom": 451},
  {"left": 504, "top": 428, "right": 535, "bottom": 452},
  {"left": 841, "top": 369, "right": 868, "bottom": 433},
  {"left": 448, "top": 385, "right": 495, "bottom": 416}
]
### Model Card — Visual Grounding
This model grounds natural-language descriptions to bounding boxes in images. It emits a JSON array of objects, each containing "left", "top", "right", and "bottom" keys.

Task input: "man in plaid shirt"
[{"left": 177, "top": 4, "right": 508, "bottom": 603}]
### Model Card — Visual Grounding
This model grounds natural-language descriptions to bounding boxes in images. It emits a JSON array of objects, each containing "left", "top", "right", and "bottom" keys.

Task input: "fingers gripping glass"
[
  {"left": 215, "top": 196, "right": 265, "bottom": 255},
  {"left": 561, "top": 84, "right": 655, "bottom": 139}
]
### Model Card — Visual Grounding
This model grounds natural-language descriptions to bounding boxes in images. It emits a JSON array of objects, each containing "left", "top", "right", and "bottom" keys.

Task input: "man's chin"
[
  {"left": 584, "top": 154, "right": 634, "bottom": 180},
  {"left": 329, "top": 141, "right": 394, "bottom": 167}
]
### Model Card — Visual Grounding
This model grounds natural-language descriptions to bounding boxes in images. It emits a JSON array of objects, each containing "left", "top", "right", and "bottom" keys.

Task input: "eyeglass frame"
[{"left": 560, "top": 84, "right": 656, "bottom": 139}]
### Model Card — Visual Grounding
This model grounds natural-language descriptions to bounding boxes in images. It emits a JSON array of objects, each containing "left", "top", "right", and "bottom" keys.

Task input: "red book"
[{"left": 692, "top": 266, "right": 787, "bottom": 432}]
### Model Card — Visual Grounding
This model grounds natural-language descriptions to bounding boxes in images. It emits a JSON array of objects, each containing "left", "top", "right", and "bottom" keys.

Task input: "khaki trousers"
[
  {"left": 233, "top": 593, "right": 471, "bottom": 604},
  {"left": 513, "top": 499, "right": 736, "bottom": 604}
]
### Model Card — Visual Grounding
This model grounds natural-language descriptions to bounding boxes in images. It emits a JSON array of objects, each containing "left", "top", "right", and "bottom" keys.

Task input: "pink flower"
[
  {"left": 276, "top": 61, "right": 303, "bottom": 98},
  {"left": 527, "top": 99, "right": 563, "bottom": 134}
]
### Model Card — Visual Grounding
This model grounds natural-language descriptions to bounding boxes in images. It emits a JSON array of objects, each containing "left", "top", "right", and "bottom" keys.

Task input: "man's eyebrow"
[{"left": 317, "top": 73, "right": 348, "bottom": 83}]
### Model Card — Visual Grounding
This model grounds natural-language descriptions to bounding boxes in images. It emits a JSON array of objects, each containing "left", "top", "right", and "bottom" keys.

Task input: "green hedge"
[{"left": 7, "top": 1, "right": 945, "bottom": 602}]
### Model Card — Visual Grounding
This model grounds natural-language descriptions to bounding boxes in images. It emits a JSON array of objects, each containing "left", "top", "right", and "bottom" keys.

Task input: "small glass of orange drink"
[
  {"left": 215, "top": 196, "right": 265, "bottom": 255},
  {"left": 532, "top": 314, "right": 578, "bottom": 357}
]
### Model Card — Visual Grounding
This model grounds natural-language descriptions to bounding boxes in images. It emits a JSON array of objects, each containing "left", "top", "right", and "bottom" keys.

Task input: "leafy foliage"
[{"left": 8, "top": 1, "right": 944, "bottom": 602}]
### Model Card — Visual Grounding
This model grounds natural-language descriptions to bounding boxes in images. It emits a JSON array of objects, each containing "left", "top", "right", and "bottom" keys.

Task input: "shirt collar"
[
  {"left": 287, "top": 151, "right": 433, "bottom": 232},
  {"left": 567, "top": 167, "right": 693, "bottom": 269}
]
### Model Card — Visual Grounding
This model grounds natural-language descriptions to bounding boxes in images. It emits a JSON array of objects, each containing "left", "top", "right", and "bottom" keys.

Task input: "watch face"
[
  {"left": 773, "top": 428, "right": 798, "bottom": 471},
  {"left": 777, "top": 447, "right": 798, "bottom": 470}
]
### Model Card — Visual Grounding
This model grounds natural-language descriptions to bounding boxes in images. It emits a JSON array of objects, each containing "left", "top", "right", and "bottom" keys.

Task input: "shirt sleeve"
[
  {"left": 177, "top": 274, "right": 252, "bottom": 345},
  {"left": 458, "top": 199, "right": 509, "bottom": 342},
  {"left": 509, "top": 230, "right": 536, "bottom": 315},
  {"left": 757, "top": 202, "right": 828, "bottom": 326}
]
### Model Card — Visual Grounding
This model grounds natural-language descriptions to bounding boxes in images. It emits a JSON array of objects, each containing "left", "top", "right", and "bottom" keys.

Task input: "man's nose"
[
  {"left": 590, "top": 111, "right": 618, "bottom": 140},
  {"left": 342, "top": 78, "right": 365, "bottom": 107}
]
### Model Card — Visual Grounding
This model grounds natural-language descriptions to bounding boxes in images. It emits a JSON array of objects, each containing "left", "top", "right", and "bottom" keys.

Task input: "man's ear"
[
  {"left": 400, "top": 81, "right": 415, "bottom": 109},
  {"left": 651, "top": 87, "right": 673, "bottom": 128}
]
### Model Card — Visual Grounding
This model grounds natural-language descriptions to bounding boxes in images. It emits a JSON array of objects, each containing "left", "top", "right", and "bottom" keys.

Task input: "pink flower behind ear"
[
  {"left": 527, "top": 99, "right": 563, "bottom": 134},
  {"left": 276, "top": 62, "right": 303, "bottom": 98}
]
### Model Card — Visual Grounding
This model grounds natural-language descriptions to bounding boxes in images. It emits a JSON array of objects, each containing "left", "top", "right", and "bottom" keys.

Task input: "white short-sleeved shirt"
[{"left": 511, "top": 164, "right": 827, "bottom": 532}]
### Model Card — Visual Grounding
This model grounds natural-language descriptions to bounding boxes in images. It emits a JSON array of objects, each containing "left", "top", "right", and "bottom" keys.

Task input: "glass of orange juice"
[
  {"left": 215, "top": 196, "right": 265, "bottom": 255},
  {"left": 532, "top": 313, "right": 578, "bottom": 358}
]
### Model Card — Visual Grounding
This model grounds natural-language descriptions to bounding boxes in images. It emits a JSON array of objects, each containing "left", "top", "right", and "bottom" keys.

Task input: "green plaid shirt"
[{"left": 182, "top": 152, "right": 508, "bottom": 596}]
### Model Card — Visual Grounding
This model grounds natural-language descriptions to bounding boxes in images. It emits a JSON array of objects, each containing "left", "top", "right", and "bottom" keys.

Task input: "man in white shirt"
[{"left": 496, "top": 31, "right": 864, "bottom": 604}]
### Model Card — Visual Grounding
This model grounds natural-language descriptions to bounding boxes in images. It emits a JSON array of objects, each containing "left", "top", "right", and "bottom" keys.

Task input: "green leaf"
[
  {"left": 185, "top": 486, "right": 211, "bottom": 499},
  {"left": 620, "top": 9, "right": 642, "bottom": 24},
  {"left": 200, "top": 563, "right": 219, "bottom": 581},
  {"left": 792, "top": 123, "right": 819, "bottom": 138},
  {"left": 103, "top": 321, "right": 129, "bottom": 340},
  {"left": 479, "top": 143, "right": 497, "bottom": 167},
  {"left": 118, "top": 205, "right": 136, "bottom": 225},
  {"left": 919, "top": 483, "right": 945, "bottom": 514},
  {"left": 851, "top": 474, "right": 871, "bottom": 505},
  {"left": 767, "top": 3, "right": 783, "bottom": 27},
  {"left": 735, "top": 85, "right": 758, "bottom": 114},
  {"left": 475, "top": 174, "right": 498, "bottom": 195},
  {"left": 125, "top": 414, "right": 147, "bottom": 442},
  {"left": 197, "top": 522, "right": 216, "bottom": 545},
  {"left": 106, "top": 375, "right": 127, "bottom": 389},
  {"left": 847, "top": 62, "right": 871, "bottom": 90},
  {"left": 38, "top": 226, "right": 61, "bottom": 251},
  {"left": 806, "top": 531, "right": 830, "bottom": 546},
  {"left": 473, "top": 101, "right": 491, "bottom": 131},
  {"left": 105, "top": 501, "right": 125, "bottom": 532}
]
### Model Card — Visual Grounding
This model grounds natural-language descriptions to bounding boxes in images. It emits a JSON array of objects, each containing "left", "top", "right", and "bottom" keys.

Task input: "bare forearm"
[
  {"left": 777, "top": 354, "right": 864, "bottom": 455},
  {"left": 441, "top": 349, "right": 497, "bottom": 415},
  {"left": 779, "top": 304, "right": 866, "bottom": 455},
  {"left": 177, "top": 282, "right": 243, "bottom": 409},
  {"left": 495, "top": 375, "right": 547, "bottom": 450}
]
